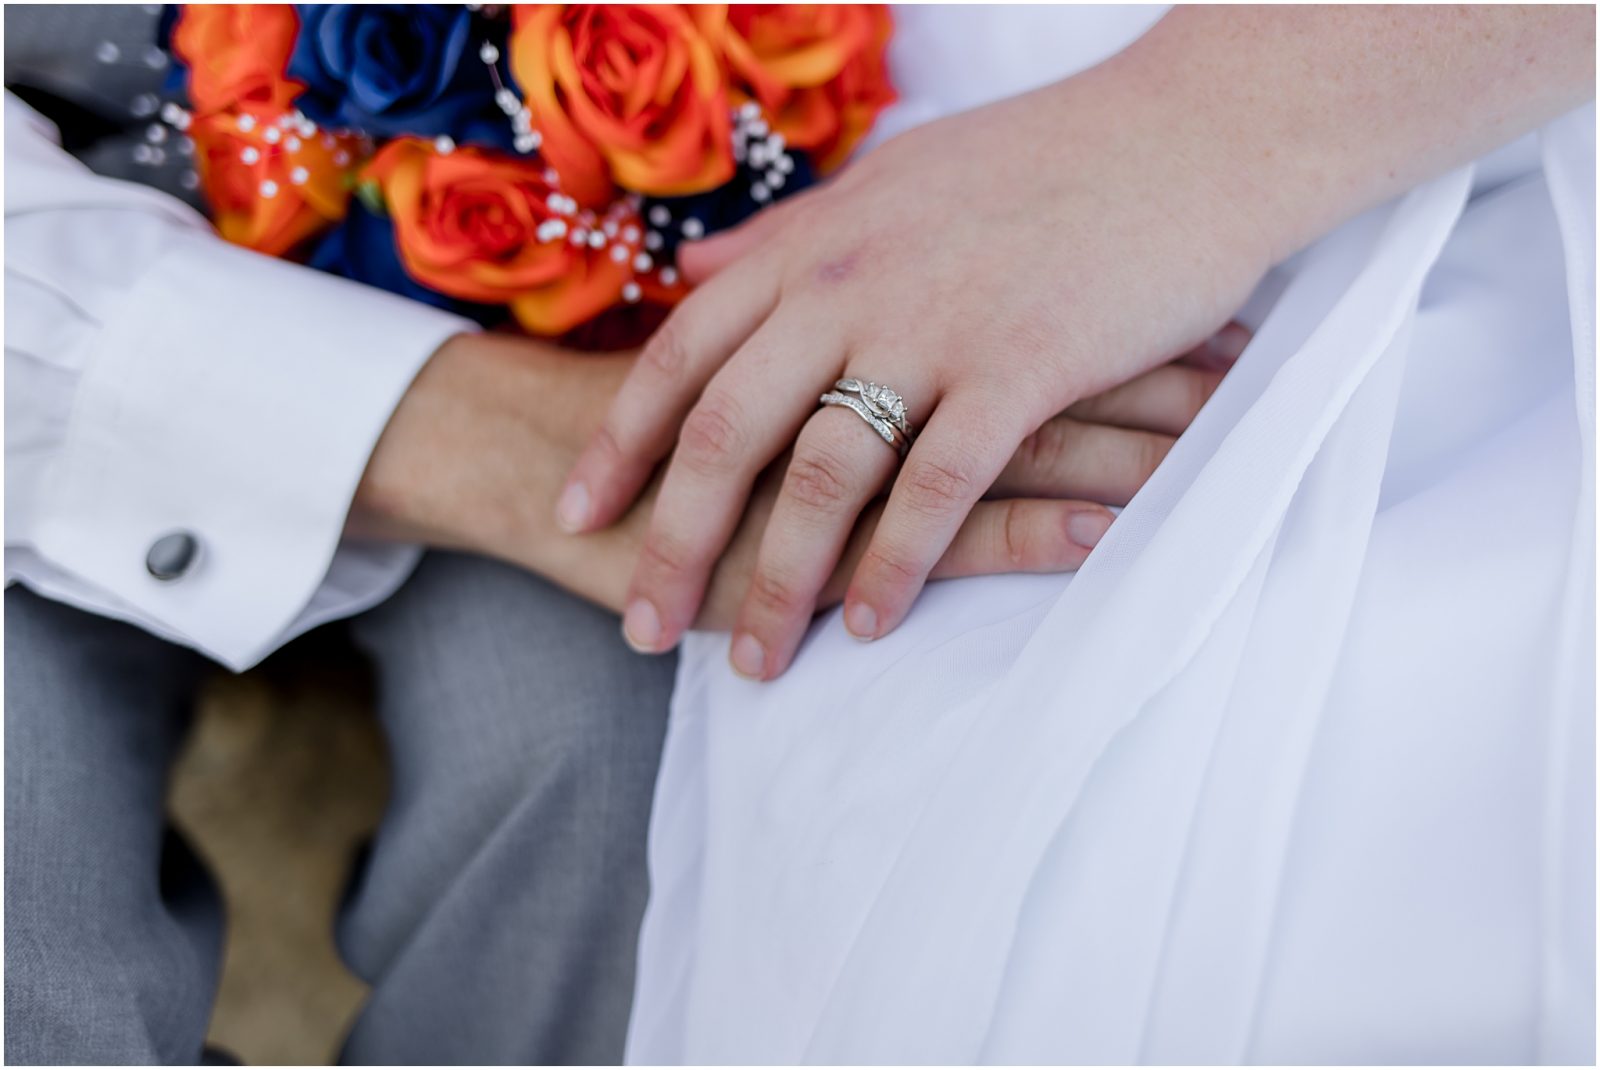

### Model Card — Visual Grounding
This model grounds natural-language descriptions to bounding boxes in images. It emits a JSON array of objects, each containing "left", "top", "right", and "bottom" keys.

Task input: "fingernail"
[
  {"left": 1067, "top": 510, "right": 1113, "bottom": 549},
  {"left": 622, "top": 599, "right": 662, "bottom": 652},
  {"left": 555, "top": 481, "right": 591, "bottom": 533},
  {"left": 729, "top": 633, "right": 766, "bottom": 679},
  {"left": 844, "top": 601, "right": 878, "bottom": 640}
]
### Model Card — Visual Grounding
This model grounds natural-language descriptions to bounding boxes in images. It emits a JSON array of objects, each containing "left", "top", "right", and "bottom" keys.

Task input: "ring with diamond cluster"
[{"left": 818, "top": 379, "right": 916, "bottom": 458}]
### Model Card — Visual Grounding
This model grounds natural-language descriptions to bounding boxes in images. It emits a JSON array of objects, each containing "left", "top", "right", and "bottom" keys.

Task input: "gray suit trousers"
[{"left": 4, "top": 552, "right": 675, "bottom": 1064}]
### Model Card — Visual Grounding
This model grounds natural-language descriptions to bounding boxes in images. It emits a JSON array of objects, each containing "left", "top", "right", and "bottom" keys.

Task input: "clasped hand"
[{"left": 555, "top": 68, "right": 1267, "bottom": 681}]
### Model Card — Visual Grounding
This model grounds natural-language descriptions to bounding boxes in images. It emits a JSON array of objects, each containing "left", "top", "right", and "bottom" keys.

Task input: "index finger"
[{"left": 554, "top": 253, "right": 780, "bottom": 534}]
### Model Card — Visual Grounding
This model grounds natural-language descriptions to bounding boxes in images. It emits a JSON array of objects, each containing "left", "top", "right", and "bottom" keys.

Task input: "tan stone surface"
[{"left": 168, "top": 642, "right": 388, "bottom": 1066}]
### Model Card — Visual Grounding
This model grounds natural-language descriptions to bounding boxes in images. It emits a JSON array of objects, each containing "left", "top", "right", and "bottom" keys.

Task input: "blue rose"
[
  {"left": 287, "top": 5, "right": 511, "bottom": 149},
  {"left": 309, "top": 197, "right": 504, "bottom": 326}
]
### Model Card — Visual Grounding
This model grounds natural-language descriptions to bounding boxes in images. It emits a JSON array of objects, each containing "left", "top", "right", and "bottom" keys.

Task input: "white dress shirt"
[{"left": 5, "top": 93, "right": 477, "bottom": 671}]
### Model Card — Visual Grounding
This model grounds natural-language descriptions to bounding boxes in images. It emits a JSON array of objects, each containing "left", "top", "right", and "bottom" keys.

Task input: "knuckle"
[
  {"left": 1017, "top": 420, "right": 1066, "bottom": 476},
  {"left": 638, "top": 528, "right": 698, "bottom": 581},
  {"left": 746, "top": 567, "right": 806, "bottom": 618},
  {"left": 859, "top": 544, "right": 922, "bottom": 589},
  {"left": 1183, "top": 369, "right": 1215, "bottom": 421},
  {"left": 1000, "top": 500, "right": 1032, "bottom": 567},
  {"left": 592, "top": 421, "right": 632, "bottom": 465},
  {"left": 1135, "top": 432, "right": 1173, "bottom": 483},
  {"left": 784, "top": 448, "right": 855, "bottom": 512},
  {"left": 641, "top": 319, "right": 692, "bottom": 378},
  {"left": 677, "top": 392, "right": 747, "bottom": 471},
  {"left": 902, "top": 457, "right": 976, "bottom": 515}
]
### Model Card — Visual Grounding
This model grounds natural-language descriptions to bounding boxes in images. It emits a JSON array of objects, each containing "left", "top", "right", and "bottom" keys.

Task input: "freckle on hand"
[{"left": 815, "top": 253, "right": 859, "bottom": 285}]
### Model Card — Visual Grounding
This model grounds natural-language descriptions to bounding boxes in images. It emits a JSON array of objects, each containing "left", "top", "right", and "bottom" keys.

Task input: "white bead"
[
  {"left": 512, "top": 110, "right": 531, "bottom": 133},
  {"left": 603, "top": 220, "right": 619, "bottom": 237},
  {"left": 259, "top": 179, "right": 279, "bottom": 198},
  {"left": 132, "top": 144, "right": 154, "bottom": 165},
  {"left": 751, "top": 182, "right": 771, "bottom": 203},
  {"left": 648, "top": 205, "right": 671, "bottom": 227},
  {"left": 132, "top": 93, "right": 159, "bottom": 118},
  {"left": 610, "top": 244, "right": 629, "bottom": 263},
  {"left": 237, "top": 114, "right": 257, "bottom": 132},
  {"left": 158, "top": 101, "right": 183, "bottom": 124},
  {"left": 544, "top": 167, "right": 561, "bottom": 185},
  {"left": 622, "top": 225, "right": 640, "bottom": 243},
  {"left": 434, "top": 135, "right": 455, "bottom": 154},
  {"left": 680, "top": 217, "right": 705, "bottom": 240},
  {"left": 479, "top": 41, "right": 500, "bottom": 65},
  {"left": 496, "top": 88, "right": 520, "bottom": 114},
  {"left": 659, "top": 266, "right": 679, "bottom": 286},
  {"left": 240, "top": 146, "right": 262, "bottom": 164},
  {"left": 95, "top": 41, "right": 120, "bottom": 63},
  {"left": 513, "top": 134, "right": 536, "bottom": 154},
  {"left": 644, "top": 231, "right": 663, "bottom": 251},
  {"left": 333, "top": 150, "right": 351, "bottom": 167},
  {"left": 144, "top": 46, "right": 168, "bottom": 69},
  {"left": 748, "top": 143, "right": 767, "bottom": 169},
  {"left": 285, "top": 136, "right": 302, "bottom": 152},
  {"left": 765, "top": 168, "right": 785, "bottom": 189},
  {"left": 146, "top": 123, "right": 167, "bottom": 144},
  {"left": 633, "top": 252, "right": 653, "bottom": 272},
  {"left": 263, "top": 126, "right": 281, "bottom": 144},
  {"left": 177, "top": 136, "right": 194, "bottom": 157},
  {"left": 739, "top": 100, "right": 761, "bottom": 121},
  {"left": 621, "top": 281, "right": 642, "bottom": 303},
  {"left": 180, "top": 170, "right": 200, "bottom": 190},
  {"left": 765, "top": 132, "right": 786, "bottom": 153},
  {"left": 775, "top": 154, "right": 795, "bottom": 175},
  {"left": 748, "top": 118, "right": 768, "bottom": 137},
  {"left": 588, "top": 230, "right": 606, "bottom": 249}
]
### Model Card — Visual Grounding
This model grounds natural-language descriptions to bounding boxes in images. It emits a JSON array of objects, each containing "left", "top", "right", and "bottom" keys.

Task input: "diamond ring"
[{"left": 819, "top": 378, "right": 916, "bottom": 458}]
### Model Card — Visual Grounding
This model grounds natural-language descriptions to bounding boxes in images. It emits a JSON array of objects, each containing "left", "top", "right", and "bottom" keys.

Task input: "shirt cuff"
[{"left": 30, "top": 231, "right": 475, "bottom": 670}]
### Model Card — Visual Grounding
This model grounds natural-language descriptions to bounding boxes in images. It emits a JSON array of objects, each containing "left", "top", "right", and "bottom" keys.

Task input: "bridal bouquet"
[{"left": 160, "top": 4, "right": 894, "bottom": 344}]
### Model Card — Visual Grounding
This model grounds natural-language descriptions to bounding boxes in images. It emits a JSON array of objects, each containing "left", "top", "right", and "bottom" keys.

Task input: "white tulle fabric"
[{"left": 627, "top": 8, "right": 1596, "bottom": 1063}]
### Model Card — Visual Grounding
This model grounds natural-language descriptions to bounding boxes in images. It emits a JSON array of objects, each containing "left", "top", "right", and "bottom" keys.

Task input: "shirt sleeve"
[{"left": 4, "top": 93, "right": 478, "bottom": 671}]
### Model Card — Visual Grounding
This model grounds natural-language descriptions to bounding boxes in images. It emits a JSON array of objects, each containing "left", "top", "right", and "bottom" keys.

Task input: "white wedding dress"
[{"left": 626, "top": 7, "right": 1596, "bottom": 1063}]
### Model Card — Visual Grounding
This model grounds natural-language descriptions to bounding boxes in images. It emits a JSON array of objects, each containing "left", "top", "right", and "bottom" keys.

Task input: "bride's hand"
[
  {"left": 556, "top": 66, "right": 1268, "bottom": 677},
  {"left": 626, "top": 324, "right": 1245, "bottom": 634},
  {"left": 354, "top": 331, "right": 1241, "bottom": 639}
]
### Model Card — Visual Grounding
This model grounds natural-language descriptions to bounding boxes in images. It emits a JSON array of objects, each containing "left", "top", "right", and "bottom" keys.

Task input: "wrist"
[{"left": 350, "top": 332, "right": 631, "bottom": 574}]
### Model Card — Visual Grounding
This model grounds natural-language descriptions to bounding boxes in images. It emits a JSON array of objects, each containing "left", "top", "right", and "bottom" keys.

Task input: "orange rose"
[
  {"left": 365, "top": 138, "right": 638, "bottom": 334},
  {"left": 191, "top": 101, "right": 359, "bottom": 255},
  {"left": 724, "top": 5, "right": 895, "bottom": 172},
  {"left": 171, "top": 4, "right": 301, "bottom": 115},
  {"left": 509, "top": 5, "right": 735, "bottom": 206}
]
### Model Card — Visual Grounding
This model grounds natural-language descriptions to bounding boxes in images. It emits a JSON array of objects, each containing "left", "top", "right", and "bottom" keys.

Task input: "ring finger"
[
  {"left": 727, "top": 376, "right": 925, "bottom": 679},
  {"left": 622, "top": 309, "right": 845, "bottom": 654}
]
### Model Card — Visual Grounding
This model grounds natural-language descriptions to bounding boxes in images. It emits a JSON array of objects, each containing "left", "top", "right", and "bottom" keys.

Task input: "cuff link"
[{"left": 146, "top": 530, "right": 200, "bottom": 581}]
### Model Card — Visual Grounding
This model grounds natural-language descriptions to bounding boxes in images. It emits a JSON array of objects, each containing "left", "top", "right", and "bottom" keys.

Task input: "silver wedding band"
[{"left": 818, "top": 378, "right": 916, "bottom": 458}]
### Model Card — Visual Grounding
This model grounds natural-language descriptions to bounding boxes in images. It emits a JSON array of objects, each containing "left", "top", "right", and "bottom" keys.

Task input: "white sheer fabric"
[{"left": 628, "top": 8, "right": 1595, "bottom": 1063}]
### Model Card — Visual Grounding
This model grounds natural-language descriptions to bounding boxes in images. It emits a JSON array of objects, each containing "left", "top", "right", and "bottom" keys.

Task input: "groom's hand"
[
  {"left": 350, "top": 329, "right": 1238, "bottom": 635},
  {"left": 348, "top": 332, "right": 1117, "bottom": 628}
]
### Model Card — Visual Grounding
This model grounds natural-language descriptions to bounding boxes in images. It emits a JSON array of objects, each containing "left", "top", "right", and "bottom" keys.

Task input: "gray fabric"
[
  {"left": 4, "top": 4, "right": 204, "bottom": 206},
  {"left": 5, "top": 552, "right": 676, "bottom": 1064},
  {"left": 5, "top": 587, "right": 222, "bottom": 1065}
]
